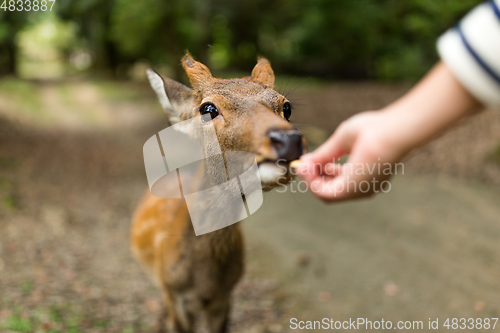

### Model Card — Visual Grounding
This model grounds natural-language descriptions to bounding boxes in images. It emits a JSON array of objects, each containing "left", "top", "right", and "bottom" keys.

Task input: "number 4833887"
[{"left": 1, "top": 0, "right": 56, "bottom": 11}]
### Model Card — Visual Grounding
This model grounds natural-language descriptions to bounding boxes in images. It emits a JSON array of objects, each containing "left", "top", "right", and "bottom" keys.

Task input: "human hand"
[
  {"left": 296, "top": 110, "right": 410, "bottom": 202},
  {"left": 296, "top": 62, "right": 480, "bottom": 203}
]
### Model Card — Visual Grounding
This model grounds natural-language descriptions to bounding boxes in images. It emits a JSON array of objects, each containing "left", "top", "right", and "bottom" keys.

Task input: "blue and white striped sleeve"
[{"left": 437, "top": 0, "right": 500, "bottom": 107}]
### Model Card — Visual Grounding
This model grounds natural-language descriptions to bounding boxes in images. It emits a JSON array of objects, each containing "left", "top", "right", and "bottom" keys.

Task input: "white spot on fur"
[
  {"left": 258, "top": 162, "right": 287, "bottom": 185},
  {"left": 154, "top": 232, "right": 167, "bottom": 248}
]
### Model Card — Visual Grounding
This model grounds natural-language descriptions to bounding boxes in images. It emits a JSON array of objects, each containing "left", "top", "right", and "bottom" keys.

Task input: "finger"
[
  {"left": 297, "top": 154, "right": 343, "bottom": 178},
  {"left": 307, "top": 175, "right": 346, "bottom": 201},
  {"left": 311, "top": 171, "right": 375, "bottom": 202},
  {"left": 323, "top": 162, "right": 343, "bottom": 176},
  {"left": 297, "top": 159, "right": 342, "bottom": 185},
  {"left": 307, "top": 121, "right": 359, "bottom": 165},
  {"left": 296, "top": 153, "right": 321, "bottom": 184},
  {"left": 323, "top": 144, "right": 382, "bottom": 200}
]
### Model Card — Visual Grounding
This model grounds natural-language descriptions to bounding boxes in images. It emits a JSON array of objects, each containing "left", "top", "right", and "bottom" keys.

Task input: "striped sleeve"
[{"left": 437, "top": 0, "right": 500, "bottom": 107}]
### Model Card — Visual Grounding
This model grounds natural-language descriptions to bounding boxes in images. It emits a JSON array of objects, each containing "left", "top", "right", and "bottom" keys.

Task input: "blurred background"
[{"left": 2, "top": 0, "right": 500, "bottom": 332}]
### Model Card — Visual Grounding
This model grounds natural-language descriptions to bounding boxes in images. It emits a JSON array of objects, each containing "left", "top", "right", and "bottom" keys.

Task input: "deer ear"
[
  {"left": 181, "top": 53, "right": 214, "bottom": 91},
  {"left": 251, "top": 57, "right": 275, "bottom": 88},
  {"left": 147, "top": 68, "right": 196, "bottom": 124}
]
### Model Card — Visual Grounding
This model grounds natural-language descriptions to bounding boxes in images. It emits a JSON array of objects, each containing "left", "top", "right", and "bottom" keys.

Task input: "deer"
[{"left": 131, "top": 53, "right": 305, "bottom": 333}]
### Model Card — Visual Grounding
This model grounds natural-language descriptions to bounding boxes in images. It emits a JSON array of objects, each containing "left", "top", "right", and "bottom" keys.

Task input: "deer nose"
[{"left": 268, "top": 129, "right": 303, "bottom": 162}]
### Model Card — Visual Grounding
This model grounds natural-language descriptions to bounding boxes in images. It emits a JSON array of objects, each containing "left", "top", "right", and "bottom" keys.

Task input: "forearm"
[{"left": 383, "top": 61, "right": 482, "bottom": 154}]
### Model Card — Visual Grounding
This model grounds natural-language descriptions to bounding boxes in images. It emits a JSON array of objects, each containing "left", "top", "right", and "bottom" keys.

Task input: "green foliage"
[
  {"left": 104, "top": 0, "right": 482, "bottom": 79},
  {"left": 268, "top": 0, "right": 481, "bottom": 79},
  {"left": 0, "top": 78, "right": 42, "bottom": 113},
  {"left": 0, "top": 10, "right": 30, "bottom": 75},
  {"left": 0, "top": 0, "right": 485, "bottom": 80},
  {"left": 0, "top": 303, "right": 124, "bottom": 333},
  {"left": 20, "top": 280, "right": 34, "bottom": 295},
  {"left": 0, "top": 175, "right": 17, "bottom": 211},
  {"left": 110, "top": 0, "right": 165, "bottom": 57},
  {"left": 487, "top": 144, "right": 500, "bottom": 165},
  {"left": 1, "top": 314, "right": 32, "bottom": 332}
]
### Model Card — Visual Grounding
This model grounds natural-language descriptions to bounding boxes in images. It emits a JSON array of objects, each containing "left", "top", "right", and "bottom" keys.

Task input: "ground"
[{"left": 1, "top": 76, "right": 500, "bottom": 332}]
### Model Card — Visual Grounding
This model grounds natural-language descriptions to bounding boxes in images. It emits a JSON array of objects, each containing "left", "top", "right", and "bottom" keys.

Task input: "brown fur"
[{"left": 132, "top": 54, "right": 303, "bottom": 332}]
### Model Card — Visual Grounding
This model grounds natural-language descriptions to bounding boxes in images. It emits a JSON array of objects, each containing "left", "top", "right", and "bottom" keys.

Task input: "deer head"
[{"left": 147, "top": 53, "right": 305, "bottom": 191}]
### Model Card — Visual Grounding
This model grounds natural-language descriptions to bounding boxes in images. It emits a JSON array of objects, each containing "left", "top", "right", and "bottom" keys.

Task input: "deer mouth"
[{"left": 257, "top": 160, "right": 295, "bottom": 191}]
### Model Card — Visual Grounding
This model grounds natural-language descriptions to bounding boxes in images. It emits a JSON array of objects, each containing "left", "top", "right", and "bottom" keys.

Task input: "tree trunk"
[
  {"left": 5, "top": 38, "right": 17, "bottom": 75},
  {"left": 0, "top": 12, "right": 18, "bottom": 76}
]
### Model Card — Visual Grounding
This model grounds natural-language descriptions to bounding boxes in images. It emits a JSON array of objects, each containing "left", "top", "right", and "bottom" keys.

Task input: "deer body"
[
  {"left": 131, "top": 54, "right": 304, "bottom": 333},
  {"left": 132, "top": 192, "right": 243, "bottom": 332}
]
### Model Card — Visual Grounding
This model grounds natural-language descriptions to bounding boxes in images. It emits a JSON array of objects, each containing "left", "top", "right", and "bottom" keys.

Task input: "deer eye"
[
  {"left": 199, "top": 103, "right": 219, "bottom": 122},
  {"left": 283, "top": 102, "right": 292, "bottom": 121}
]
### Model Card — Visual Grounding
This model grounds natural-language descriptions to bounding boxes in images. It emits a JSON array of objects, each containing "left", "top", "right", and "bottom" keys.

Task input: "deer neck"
[{"left": 184, "top": 159, "right": 245, "bottom": 253}]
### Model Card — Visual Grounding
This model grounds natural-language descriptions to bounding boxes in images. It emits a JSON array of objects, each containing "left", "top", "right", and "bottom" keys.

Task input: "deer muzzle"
[{"left": 268, "top": 129, "right": 304, "bottom": 162}]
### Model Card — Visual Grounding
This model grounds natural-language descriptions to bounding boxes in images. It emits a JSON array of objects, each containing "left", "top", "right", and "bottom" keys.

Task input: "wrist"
[{"left": 376, "top": 107, "right": 420, "bottom": 159}]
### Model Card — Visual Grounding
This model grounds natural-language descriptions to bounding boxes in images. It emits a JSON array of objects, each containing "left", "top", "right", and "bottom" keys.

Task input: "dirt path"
[
  {"left": 1, "top": 78, "right": 500, "bottom": 332},
  {"left": 243, "top": 173, "right": 500, "bottom": 329}
]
